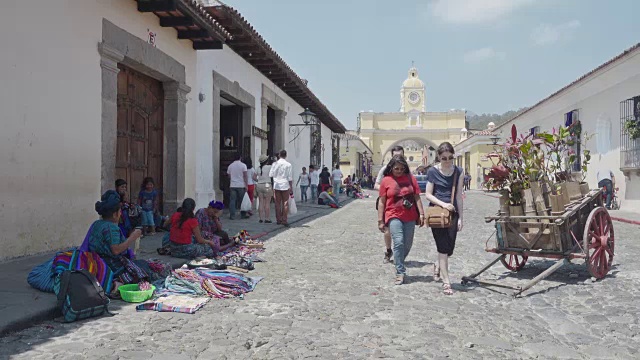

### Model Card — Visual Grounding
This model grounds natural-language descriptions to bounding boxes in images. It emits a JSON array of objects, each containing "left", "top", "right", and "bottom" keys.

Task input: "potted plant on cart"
[
  {"left": 577, "top": 130, "right": 594, "bottom": 196},
  {"left": 537, "top": 126, "right": 573, "bottom": 214}
]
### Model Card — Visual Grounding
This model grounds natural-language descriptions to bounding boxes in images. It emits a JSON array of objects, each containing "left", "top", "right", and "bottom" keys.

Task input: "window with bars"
[
  {"left": 565, "top": 109, "right": 581, "bottom": 172},
  {"left": 620, "top": 96, "right": 640, "bottom": 170}
]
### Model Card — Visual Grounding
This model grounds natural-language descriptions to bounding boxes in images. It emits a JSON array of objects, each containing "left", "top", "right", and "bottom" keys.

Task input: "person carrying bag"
[{"left": 424, "top": 142, "right": 464, "bottom": 296}]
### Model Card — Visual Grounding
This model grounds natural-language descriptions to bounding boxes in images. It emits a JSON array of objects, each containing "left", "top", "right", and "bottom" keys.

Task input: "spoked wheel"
[
  {"left": 584, "top": 207, "right": 615, "bottom": 279},
  {"left": 500, "top": 254, "right": 528, "bottom": 271}
]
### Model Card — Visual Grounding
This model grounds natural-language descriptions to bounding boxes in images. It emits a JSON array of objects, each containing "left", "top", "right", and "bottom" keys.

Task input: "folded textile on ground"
[
  {"left": 156, "top": 268, "right": 262, "bottom": 299},
  {"left": 136, "top": 294, "right": 209, "bottom": 314}
]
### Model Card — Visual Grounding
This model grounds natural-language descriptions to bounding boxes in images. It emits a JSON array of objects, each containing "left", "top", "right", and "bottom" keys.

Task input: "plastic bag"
[
  {"left": 255, "top": 196, "right": 259, "bottom": 209},
  {"left": 241, "top": 192, "right": 252, "bottom": 212},
  {"left": 288, "top": 196, "right": 297, "bottom": 215}
]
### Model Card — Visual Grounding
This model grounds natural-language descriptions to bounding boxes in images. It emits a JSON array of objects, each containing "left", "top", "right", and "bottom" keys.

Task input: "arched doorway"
[{"left": 380, "top": 138, "right": 438, "bottom": 170}]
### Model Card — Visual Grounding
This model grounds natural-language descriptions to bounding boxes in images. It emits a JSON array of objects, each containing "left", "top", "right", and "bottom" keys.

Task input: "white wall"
[
  {"left": 196, "top": 46, "right": 337, "bottom": 205},
  {"left": 0, "top": 0, "right": 198, "bottom": 260},
  {"left": 497, "top": 49, "right": 640, "bottom": 210}
]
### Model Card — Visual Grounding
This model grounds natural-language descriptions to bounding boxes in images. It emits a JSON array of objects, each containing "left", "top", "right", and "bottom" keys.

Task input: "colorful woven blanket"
[{"left": 52, "top": 250, "right": 114, "bottom": 294}]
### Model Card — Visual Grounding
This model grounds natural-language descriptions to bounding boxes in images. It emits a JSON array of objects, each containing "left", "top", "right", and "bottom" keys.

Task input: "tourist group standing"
[{"left": 376, "top": 142, "right": 464, "bottom": 295}]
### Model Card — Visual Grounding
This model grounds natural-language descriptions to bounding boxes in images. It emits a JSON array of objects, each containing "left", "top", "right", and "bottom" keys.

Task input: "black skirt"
[{"left": 431, "top": 213, "right": 459, "bottom": 256}]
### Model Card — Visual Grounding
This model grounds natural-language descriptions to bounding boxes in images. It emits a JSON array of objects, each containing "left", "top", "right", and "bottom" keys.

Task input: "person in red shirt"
[
  {"left": 168, "top": 198, "right": 217, "bottom": 259},
  {"left": 377, "top": 155, "right": 425, "bottom": 285}
]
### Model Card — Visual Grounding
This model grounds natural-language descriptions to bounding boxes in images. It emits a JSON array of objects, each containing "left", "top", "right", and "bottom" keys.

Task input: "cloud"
[
  {"left": 531, "top": 20, "right": 581, "bottom": 46},
  {"left": 427, "top": 0, "right": 535, "bottom": 24},
  {"left": 463, "top": 47, "right": 506, "bottom": 63}
]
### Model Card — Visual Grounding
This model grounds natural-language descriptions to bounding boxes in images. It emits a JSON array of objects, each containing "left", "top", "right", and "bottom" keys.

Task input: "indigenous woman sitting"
[
  {"left": 168, "top": 198, "right": 218, "bottom": 259},
  {"left": 195, "top": 200, "right": 235, "bottom": 253},
  {"left": 90, "top": 190, "right": 148, "bottom": 293}
]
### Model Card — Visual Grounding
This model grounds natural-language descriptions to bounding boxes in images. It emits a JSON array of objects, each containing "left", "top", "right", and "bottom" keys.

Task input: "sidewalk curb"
[{"left": 0, "top": 303, "right": 58, "bottom": 338}]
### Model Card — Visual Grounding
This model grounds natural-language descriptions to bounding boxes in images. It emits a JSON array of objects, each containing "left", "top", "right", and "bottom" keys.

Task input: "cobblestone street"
[{"left": 2, "top": 192, "right": 639, "bottom": 359}]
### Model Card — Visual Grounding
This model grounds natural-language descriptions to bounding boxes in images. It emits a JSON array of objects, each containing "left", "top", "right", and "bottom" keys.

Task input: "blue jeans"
[
  {"left": 229, "top": 187, "right": 247, "bottom": 218},
  {"left": 141, "top": 210, "right": 155, "bottom": 226},
  {"left": 300, "top": 185, "right": 309, "bottom": 202},
  {"left": 310, "top": 185, "right": 318, "bottom": 200},
  {"left": 388, "top": 218, "right": 416, "bottom": 275},
  {"left": 598, "top": 179, "right": 613, "bottom": 209}
]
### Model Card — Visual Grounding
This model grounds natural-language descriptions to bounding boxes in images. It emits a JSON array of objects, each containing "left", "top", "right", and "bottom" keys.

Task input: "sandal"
[
  {"left": 433, "top": 264, "right": 441, "bottom": 282},
  {"left": 443, "top": 283, "right": 453, "bottom": 295},
  {"left": 394, "top": 274, "right": 404, "bottom": 285}
]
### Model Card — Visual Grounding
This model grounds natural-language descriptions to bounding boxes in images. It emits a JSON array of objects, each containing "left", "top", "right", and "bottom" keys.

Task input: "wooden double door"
[{"left": 116, "top": 65, "right": 164, "bottom": 207}]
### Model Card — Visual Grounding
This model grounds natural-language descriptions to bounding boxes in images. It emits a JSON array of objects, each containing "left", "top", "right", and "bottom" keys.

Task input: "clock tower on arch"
[{"left": 400, "top": 66, "right": 425, "bottom": 113}]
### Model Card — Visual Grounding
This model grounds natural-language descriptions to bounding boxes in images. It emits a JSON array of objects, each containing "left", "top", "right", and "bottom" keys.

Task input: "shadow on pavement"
[{"left": 0, "top": 198, "right": 358, "bottom": 358}]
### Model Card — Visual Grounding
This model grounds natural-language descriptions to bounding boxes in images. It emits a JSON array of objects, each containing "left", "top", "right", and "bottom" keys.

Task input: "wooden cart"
[{"left": 462, "top": 189, "right": 615, "bottom": 297}]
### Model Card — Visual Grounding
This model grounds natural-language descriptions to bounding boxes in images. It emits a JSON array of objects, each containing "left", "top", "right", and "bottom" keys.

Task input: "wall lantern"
[
  {"left": 289, "top": 108, "right": 317, "bottom": 143},
  {"left": 490, "top": 136, "right": 501, "bottom": 145}
]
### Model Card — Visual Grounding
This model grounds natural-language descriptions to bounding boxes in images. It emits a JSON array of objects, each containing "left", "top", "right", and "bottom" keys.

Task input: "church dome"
[{"left": 402, "top": 66, "right": 424, "bottom": 88}]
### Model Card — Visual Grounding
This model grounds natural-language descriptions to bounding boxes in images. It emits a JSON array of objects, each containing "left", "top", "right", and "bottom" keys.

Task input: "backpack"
[{"left": 56, "top": 269, "right": 114, "bottom": 323}]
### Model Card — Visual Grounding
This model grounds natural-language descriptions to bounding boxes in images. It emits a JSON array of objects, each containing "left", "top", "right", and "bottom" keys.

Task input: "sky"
[{"left": 222, "top": 0, "right": 640, "bottom": 129}]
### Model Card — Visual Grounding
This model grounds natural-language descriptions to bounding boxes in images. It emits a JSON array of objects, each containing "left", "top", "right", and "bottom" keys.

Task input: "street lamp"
[
  {"left": 289, "top": 108, "right": 317, "bottom": 143},
  {"left": 297, "top": 108, "right": 316, "bottom": 125}
]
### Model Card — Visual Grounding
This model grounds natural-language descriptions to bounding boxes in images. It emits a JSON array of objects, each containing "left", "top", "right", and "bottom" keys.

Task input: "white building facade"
[
  {"left": 494, "top": 43, "right": 640, "bottom": 211},
  {"left": 0, "top": 0, "right": 344, "bottom": 260}
]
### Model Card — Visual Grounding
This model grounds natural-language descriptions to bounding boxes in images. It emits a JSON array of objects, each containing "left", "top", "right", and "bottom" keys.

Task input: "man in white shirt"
[
  {"left": 331, "top": 164, "right": 343, "bottom": 199},
  {"left": 374, "top": 145, "right": 405, "bottom": 264},
  {"left": 226, "top": 153, "right": 248, "bottom": 220},
  {"left": 309, "top": 165, "right": 320, "bottom": 201},
  {"left": 269, "top": 149, "right": 294, "bottom": 226},
  {"left": 596, "top": 169, "right": 616, "bottom": 209}
]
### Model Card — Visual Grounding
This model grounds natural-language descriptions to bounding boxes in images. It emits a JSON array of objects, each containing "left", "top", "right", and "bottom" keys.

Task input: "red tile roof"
[{"left": 206, "top": 3, "right": 346, "bottom": 133}]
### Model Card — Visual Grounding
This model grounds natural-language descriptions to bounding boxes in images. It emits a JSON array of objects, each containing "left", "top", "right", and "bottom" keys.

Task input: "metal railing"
[{"left": 620, "top": 97, "right": 640, "bottom": 170}]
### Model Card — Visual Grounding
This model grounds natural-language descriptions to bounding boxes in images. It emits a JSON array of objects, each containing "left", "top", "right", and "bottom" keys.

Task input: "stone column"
[
  {"left": 98, "top": 43, "right": 124, "bottom": 193},
  {"left": 242, "top": 106, "right": 255, "bottom": 160},
  {"left": 212, "top": 87, "right": 222, "bottom": 201},
  {"left": 260, "top": 99, "right": 269, "bottom": 152},
  {"left": 163, "top": 81, "right": 191, "bottom": 214}
]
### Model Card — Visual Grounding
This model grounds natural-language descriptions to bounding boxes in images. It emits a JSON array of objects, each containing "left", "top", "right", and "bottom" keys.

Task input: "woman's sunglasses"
[
  {"left": 440, "top": 156, "right": 455, "bottom": 161},
  {"left": 392, "top": 167, "right": 405, "bottom": 171}
]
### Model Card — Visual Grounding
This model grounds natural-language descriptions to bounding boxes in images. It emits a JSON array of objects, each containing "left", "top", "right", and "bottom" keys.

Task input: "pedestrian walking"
[
  {"left": 245, "top": 157, "right": 256, "bottom": 215},
  {"left": 269, "top": 150, "right": 293, "bottom": 227},
  {"left": 256, "top": 155, "right": 273, "bottom": 223},
  {"left": 309, "top": 165, "right": 319, "bottom": 201},
  {"left": 375, "top": 145, "right": 405, "bottom": 264},
  {"left": 377, "top": 155, "right": 425, "bottom": 285},
  {"left": 227, "top": 153, "right": 249, "bottom": 220},
  {"left": 296, "top": 167, "right": 311, "bottom": 202},
  {"left": 331, "top": 164, "right": 343, "bottom": 199},
  {"left": 424, "top": 142, "right": 464, "bottom": 295}
]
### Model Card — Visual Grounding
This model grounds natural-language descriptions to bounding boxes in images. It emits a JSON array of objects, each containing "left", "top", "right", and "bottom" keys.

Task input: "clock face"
[{"left": 408, "top": 91, "right": 420, "bottom": 104}]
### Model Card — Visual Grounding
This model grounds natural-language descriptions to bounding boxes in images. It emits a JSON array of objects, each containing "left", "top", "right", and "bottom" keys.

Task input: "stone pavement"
[
  {"left": 2, "top": 192, "right": 639, "bottom": 359},
  {"left": 0, "top": 199, "right": 345, "bottom": 338}
]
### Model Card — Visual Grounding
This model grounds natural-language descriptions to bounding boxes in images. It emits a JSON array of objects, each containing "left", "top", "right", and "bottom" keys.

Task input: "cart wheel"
[
  {"left": 584, "top": 207, "right": 614, "bottom": 279},
  {"left": 500, "top": 254, "right": 528, "bottom": 271}
]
